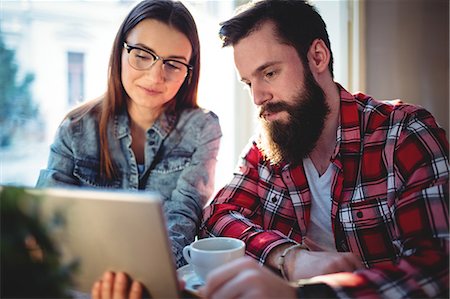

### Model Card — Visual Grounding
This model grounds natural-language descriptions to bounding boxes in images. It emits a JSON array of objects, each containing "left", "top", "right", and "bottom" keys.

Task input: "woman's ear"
[{"left": 307, "top": 39, "right": 330, "bottom": 74}]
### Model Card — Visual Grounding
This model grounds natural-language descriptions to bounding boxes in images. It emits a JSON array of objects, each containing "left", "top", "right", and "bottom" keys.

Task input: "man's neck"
[{"left": 308, "top": 83, "right": 340, "bottom": 176}]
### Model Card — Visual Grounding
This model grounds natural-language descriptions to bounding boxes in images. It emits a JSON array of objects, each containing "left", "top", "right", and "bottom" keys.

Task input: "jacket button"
[
  {"left": 271, "top": 196, "right": 277, "bottom": 203},
  {"left": 356, "top": 211, "right": 363, "bottom": 218}
]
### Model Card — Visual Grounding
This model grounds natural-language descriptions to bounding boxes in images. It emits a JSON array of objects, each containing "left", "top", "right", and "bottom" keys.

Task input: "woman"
[{"left": 36, "top": 0, "right": 221, "bottom": 270}]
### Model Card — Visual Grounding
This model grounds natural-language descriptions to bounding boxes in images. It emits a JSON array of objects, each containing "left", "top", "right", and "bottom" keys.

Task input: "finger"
[
  {"left": 342, "top": 253, "right": 364, "bottom": 271},
  {"left": 178, "top": 278, "right": 186, "bottom": 290},
  {"left": 112, "top": 272, "right": 128, "bottom": 299},
  {"left": 91, "top": 281, "right": 102, "bottom": 299},
  {"left": 129, "top": 281, "right": 143, "bottom": 299},
  {"left": 339, "top": 260, "right": 359, "bottom": 272},
  {"left": 208, "top": 269, "right": 258, "bottom": 299},
  {"left": 102, "top": 271, "right": 115, "bottom": 299},
  {"left": 201, "top": 257, "right": 258, "bottom": 298},
  {"left": 349, "top": 255, "right": 365, "bottom": 270}
]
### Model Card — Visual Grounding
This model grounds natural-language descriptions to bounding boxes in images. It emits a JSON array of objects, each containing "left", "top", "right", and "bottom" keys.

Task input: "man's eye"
[
  {"left": 241, "top": 81, "right": 251, "bottom": 89},
  {"left": 265, "top": 71, "right": 276, "bottom": 79}
]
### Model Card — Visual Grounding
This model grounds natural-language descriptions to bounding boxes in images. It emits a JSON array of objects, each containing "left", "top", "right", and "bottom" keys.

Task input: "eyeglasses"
[{"left": 123, "top": 42, "right": 193, "bottom": 82}]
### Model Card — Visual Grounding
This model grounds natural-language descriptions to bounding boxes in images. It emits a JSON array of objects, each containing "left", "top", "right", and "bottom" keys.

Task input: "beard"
[{"left": 257, "top": 70, "right": 330, "bottom": 166}]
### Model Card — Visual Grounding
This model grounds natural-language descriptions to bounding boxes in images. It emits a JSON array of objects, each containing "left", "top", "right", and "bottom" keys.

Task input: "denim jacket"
[{"left": 36, "top": 107, "right": 222, "bottom": 267}]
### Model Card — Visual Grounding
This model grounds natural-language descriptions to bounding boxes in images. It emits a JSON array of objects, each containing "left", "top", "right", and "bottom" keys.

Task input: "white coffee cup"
[{"left": 182, "top": 237, "right": 245, "bottom": 283}]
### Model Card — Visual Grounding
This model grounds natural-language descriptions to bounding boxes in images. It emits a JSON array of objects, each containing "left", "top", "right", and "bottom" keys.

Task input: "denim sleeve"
[
  {"left": 36, "top": 119, "right": 80, "bottom": 187},
  {"left": 163, "top": 111, "right": 222, "bottom": 268}
]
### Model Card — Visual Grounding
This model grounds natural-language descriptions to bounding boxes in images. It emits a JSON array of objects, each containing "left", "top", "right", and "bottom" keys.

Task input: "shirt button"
[
  {"left": 271, "top": 196, "right": 278, "bottom": 203},
  {"left": 356, "top": 211, "right": 363, "bottom": 218}
]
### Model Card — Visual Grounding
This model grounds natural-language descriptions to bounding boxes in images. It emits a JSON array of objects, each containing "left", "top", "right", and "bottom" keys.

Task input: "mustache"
[{"left": 258, "top": 101, "right": 292, "bottom": 118}]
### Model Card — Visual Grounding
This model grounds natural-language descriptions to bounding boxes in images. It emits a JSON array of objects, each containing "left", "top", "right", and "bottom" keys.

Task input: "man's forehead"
[{"left": 232, "top": 26, "right": 300, "bottom": 80}]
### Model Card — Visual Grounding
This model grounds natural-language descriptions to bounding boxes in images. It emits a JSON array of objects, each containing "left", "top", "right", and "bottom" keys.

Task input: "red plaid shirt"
[{"left": 201, "top": 86, "right": 449, "bottom": 298}]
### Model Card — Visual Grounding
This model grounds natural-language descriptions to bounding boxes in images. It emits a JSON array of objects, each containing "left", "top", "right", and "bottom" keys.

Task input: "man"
[{"left": 199, "top": 0, "right": 449, "bottom": 298}]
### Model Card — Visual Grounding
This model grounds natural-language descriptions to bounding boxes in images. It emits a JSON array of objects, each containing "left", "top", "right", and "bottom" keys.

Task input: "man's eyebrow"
[{"left": 240, "top": 61, "right": 282, "bottom": 82}]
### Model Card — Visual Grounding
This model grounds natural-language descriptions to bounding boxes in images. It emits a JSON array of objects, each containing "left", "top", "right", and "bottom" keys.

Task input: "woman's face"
[{"left": 121, "top": 19, "right": 192, "bottom": 118}]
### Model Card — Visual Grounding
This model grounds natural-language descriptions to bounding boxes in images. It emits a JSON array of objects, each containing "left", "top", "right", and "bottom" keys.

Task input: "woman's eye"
[
  {"left": 136, "top": 55, "right": 150, "bottom": 60},
  {"left": 133, "top": 49, "right": 152, "bottom": 61},
  {"left": 166, "top": 61, "right": 182, "bottom": 71}
]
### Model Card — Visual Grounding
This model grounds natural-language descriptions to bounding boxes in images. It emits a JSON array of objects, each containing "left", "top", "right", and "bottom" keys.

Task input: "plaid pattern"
[{"left": 201, "top": 86, "right": 449, "bottom": 298}]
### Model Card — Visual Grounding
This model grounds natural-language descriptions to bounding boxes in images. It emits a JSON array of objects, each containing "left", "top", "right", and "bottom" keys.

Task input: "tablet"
[{"left": 1, "top": 186, "right": 181, "bottom": 298}]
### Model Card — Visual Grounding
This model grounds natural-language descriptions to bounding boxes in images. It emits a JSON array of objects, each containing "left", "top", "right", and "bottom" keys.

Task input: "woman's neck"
[
  {"left": 127, "top": 103, "right": 164, "bottom": 165},
  {"left": 127, "top": 102, "right": 164, "bottom": 131}
]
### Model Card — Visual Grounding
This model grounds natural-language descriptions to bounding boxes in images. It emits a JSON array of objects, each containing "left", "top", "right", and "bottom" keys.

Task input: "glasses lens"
[
  {"left": 126, "top": 46, "right": 189, "bottom": 81},
  {"left": 163, "top": 60, "right": 189, "bottom": 81},
  {"left": 129, "top": 48, "right": 155, "bottom": 70}
]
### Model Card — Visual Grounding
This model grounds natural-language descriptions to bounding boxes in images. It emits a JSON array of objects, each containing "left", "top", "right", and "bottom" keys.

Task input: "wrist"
[
  {"left": 278, "top": 243, "right": 309, "bottom": 280},
  {"left": 266, "top": 243, "right": 295, "bottom": 272}
]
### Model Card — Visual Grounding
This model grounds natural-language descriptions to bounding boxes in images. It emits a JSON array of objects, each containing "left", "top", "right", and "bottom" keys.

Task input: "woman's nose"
[{"left": 145, "top": 60, "right": 165, "bottom": 82}]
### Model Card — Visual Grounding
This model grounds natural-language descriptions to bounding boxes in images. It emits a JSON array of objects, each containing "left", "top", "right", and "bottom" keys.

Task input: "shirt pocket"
[
  {"left": 73, "top": 158, "right": 121, "bottom": 188},
  {"left": 339, "top": 197, "right": 398, "bottom": 266},
  {"left": 144, "top": 151, "right": 193, "bottom": 197},
  {"left": 151, "top": 151, "right": 192, "bottom": 174},
  {"left": 257, "top": 181, "right": 298, "bottom": 236}
]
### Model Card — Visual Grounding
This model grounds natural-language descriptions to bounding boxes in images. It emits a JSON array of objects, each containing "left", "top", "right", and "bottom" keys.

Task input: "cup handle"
[{"left": 183, "top": 245, "right": 192, "bottom": 264}]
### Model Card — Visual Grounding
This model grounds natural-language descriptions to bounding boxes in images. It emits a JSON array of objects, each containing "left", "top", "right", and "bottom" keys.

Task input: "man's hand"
[
  {"left": 91, "top": 271, "right": 142, "bottom": 299},
  {"left": 198, "top": 256, "right": 297, "bottom": 299},
  {"left": 285, "top": 250, "right": 364, "bottom": 280}
]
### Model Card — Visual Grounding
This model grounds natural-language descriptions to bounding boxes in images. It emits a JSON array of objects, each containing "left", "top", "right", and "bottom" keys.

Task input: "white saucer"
[{"left": 177, "top": 264, "right": 204, "bottom": 295}]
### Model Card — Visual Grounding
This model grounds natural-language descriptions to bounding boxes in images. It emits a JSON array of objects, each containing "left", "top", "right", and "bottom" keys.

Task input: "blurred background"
[{"left": 0, "top": 0, "right": 448, "bottom": 192}]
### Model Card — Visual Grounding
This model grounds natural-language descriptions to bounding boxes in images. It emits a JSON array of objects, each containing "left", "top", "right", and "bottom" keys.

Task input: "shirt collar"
[
  {"left": 114, "top": 109, "right": 178, "bottom": 139},
  {"left": 335, "top": 84, "right": 361, "bottom": 157}
]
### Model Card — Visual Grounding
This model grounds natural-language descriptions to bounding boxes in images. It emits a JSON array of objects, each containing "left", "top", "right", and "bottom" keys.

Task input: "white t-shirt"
[{"left": 302, "top": 157, "right": 337, "bottom": 252}]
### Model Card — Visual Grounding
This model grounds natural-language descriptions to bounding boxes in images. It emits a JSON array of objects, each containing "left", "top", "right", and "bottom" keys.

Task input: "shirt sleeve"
[
  {"left": 165, "top": 111, "right": 222, "bottom": 268},
  {"left": 315, "top": 108, "right": 449, "bottom": 298},
  {"left": 200, "top": 141, "right": 294, "bottom": 265},
  {"left": 35, "top": 119, "right": 80, "bottom": 187}
]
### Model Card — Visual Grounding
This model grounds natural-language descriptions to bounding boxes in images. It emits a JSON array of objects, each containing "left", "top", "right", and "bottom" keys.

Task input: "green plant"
[
  {"left": 0, "top": 33, "right": 38, "bottom": 147},
  {"left": 0, "top": 186, "right": 76, "bottom": 298}
]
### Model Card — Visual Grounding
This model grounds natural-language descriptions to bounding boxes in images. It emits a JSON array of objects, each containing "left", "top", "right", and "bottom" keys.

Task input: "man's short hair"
[{"left": 219, "top": 0, "right": 334, "bottom": 77}]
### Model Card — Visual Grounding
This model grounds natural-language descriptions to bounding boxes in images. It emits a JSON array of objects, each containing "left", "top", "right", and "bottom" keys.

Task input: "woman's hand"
[{"left": 91, "top": 271, "right": 142, "bottom": 299}]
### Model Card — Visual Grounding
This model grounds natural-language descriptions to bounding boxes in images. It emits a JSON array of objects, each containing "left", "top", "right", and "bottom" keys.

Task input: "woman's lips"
[{"left": 139, "top": 85, "right": 162, "bottom": 95}]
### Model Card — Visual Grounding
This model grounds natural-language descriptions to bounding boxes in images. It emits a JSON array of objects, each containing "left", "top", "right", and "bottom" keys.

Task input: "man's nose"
[{"left": 251, "top": 81, "right": 272, "bottom": 106}]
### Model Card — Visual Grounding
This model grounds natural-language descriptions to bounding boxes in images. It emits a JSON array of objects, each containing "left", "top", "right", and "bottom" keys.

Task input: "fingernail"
[{"left": 103, "top": 271, "right": 112, "bottom": 281}]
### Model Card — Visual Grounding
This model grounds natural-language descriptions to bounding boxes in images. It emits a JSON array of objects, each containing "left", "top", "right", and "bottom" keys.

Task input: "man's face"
[{"left": 233, "top": 21, "right": 329, "bottom": 165}]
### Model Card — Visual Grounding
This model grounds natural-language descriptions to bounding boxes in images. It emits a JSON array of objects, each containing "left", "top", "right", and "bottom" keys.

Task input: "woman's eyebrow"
[{"left": 134, "top": 42, "right": 188, "bottom": 62}]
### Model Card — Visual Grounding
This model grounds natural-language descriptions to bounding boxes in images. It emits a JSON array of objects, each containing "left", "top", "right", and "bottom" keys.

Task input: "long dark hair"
[
  {"left": 219, "top": 0, "right": 333, "bottom": 77},
  {"left": 68, "top": 0, "right": 201, "bottom": 179}
]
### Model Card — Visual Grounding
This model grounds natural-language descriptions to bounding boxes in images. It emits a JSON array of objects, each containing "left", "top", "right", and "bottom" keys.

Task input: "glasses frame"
[{"left": 123, "top": 42, "right": 193, "bottom": 80}]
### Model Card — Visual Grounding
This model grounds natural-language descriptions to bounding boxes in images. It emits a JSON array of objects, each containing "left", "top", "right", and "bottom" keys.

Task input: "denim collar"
[{"left": 114, "top": 109, "right": 177, "bottom": 140}]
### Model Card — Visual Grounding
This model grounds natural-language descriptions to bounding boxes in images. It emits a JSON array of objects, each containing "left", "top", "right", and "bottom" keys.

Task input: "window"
[
  {"left": 67, "top": 52, "right": 85, "bottom": 106},
  {"left": 0, "top": 0, "right": 353, "bottom": 189}
]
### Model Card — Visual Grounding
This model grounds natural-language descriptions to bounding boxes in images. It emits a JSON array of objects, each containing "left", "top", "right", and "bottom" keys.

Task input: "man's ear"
[{"left": 307, "top": 39, "right": 330, "bottom": 74}]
